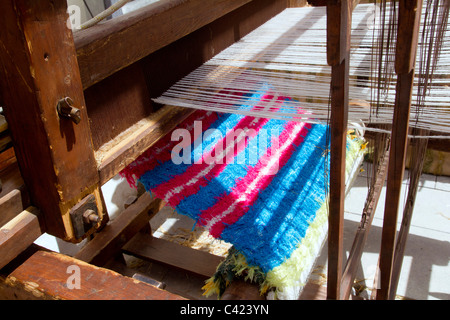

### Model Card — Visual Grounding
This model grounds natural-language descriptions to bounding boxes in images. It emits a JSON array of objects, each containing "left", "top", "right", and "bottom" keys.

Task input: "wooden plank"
[
  {"left": 96, "top": 105, "right": 195, "bottom": 185},
  {"left": 84, "top": 63, "right": 154, "bottom": 151},
  {"left": 0, "top": 187, "right": 30, "bottom": 228},
  {"left": 74, "top": 193, "right": 164, "bottom": 266},
  {"left": 0, "top": 162, "right": 30, "bottom": 227},
  {"left": 0, "top": 163, "right": 23, "bottom": 199},
  {"left": 389, "top": 131, "right": 429, "bottom": 299},
  {"left": 395, "top": 0, "right": 423, "bottom": 74},
  {"left": 0, "top": 0, "right": 103, "bottom": 241},
  {"left": 123, "top": 233, "right": 224, "bottom": 278},
  {"left": 0, "top": 250, "right": 185, "bottom": 300},
  {"left": 341, "top": 149, "right": 389, "bottom": 299},
  {"left": 0, "top": 207, "right": 42, "bottom": 270},
  {"left": 74, "top": 0, "right": 253, "bottom": 89},
  {"left": 0, "top": 147, "right": 16, "bottom": 173},
  {"left": 326, "top": 0, "right": 351, "bottom": 65},
  {"left": 326, "top": 0, "right": 352, "bottom": 300},
  {"left": 377, "top": 0, "right": 423, "bottom": 300}
]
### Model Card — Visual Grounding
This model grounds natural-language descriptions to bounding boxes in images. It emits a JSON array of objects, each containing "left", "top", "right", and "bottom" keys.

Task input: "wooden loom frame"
[{"left": 0, "top": 0, "right": 442, "bottom": 300}]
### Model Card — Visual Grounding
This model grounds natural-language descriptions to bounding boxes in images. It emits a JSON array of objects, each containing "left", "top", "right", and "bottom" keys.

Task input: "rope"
[{"left": 79, "top": 0, "right": 132, "bottom": 29}]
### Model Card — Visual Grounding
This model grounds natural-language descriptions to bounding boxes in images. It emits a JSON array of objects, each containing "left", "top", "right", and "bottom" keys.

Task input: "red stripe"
[
  {"left": 203, "top": 121, "right": 312, "bottom": 238},
  {"left": 120, "top": 110, "right": 217, "bottom": 186},
  {"left": 151, "top": 94, "right": 288, "bottom": 207}
]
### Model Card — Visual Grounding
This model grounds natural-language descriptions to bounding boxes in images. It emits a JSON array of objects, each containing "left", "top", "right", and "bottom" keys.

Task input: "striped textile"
[{"left": 121, "top": 90, "right": 364, "bottom": 298}]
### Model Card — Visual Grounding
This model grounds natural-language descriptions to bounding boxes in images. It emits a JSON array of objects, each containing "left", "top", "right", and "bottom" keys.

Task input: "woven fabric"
[{"left": 121, "top": 90, "right": 364, "bottom": 298}]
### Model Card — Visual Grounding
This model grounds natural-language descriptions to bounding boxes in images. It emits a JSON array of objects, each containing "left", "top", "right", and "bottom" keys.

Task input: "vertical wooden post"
[
  {"left": 326, "top": 0, "right": 352, "bottom": 300},
  {"left": 377, "top": 0, "right": 423, "bottom": 300},
  {"left": 0, "top": 0, "right": 104, "bottom": 241}
]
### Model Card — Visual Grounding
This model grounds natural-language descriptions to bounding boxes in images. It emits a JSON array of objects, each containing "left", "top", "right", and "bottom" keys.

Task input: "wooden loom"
[{"left": 0, "top": 0, "right": 446, "bottom": 300}]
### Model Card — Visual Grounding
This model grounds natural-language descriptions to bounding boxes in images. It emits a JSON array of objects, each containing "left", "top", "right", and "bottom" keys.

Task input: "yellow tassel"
[
  {"left": 361, "top": 141, "right": 369, "bottom": 150},
  {"left": 202, "top": 278, "right": 220, "bottom": 297}
]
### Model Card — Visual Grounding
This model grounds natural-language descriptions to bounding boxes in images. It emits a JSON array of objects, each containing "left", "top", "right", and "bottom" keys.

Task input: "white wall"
[{"left": 66, "top": 0, "right": 105, "bottom": 25}]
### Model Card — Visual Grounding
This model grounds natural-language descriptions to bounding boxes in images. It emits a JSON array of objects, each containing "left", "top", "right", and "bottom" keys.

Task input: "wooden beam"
[
  {"left": 0, "top": 163, "right": 30, "bottom": 228},
  {"left": 74, "top": 0, "right": 253, "bottom": 89},
  {"left": 74, "top": 193, "right": 164, "bottom": 266},
  {"left": 0, "top": 207, "right": 42, "bottom": 270},
  {"left": 377, "top": 0, "right": 423, "bottom": 300},
  {"left": 326, "top": 0, "right": 352, "bottom": 300},
  {"left": 123, "top": 232, "right": 224, "bottom": 278},
  {"left": 0, "top": 250, "right": 185, "bottom": 300},
  {"left": 0, "top": 0, "right": 104, "bottom": 241}
]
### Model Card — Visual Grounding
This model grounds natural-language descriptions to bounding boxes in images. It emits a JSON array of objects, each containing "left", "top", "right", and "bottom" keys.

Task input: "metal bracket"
[{"left": 69, "top": 194, "right": 100, "bottom": 239}]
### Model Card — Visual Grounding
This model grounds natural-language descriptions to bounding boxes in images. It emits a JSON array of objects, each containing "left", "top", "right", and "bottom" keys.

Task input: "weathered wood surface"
[
  {"left": 0, "top": 250, "right": 185, "bottom": 300},
  {"left": 377, "top": 0, "right": 423, "bottom": 300},
  {"left": 0, "top": 0, "right": 103, "bottom": 241},
  {"left": 326, "top": 0, "right": 352, "bottom": 300},
  {"left": 0, "top": 207, "right": 42, "bottom": 270},
  {"left": 74, "top": 0, "right": 253, "bottom": 89},
  {"left": 0, "top": 162, "right": 30, "bottom": 228}
]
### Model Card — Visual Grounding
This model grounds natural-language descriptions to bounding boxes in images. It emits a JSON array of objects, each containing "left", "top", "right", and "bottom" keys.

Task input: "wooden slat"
[
  {"left": 74, "top": 0, "right": 253, "bottom": 89},
  {"left": 96, "top": 105, "right": 195, "bottom": 185},
  {"left": 0, "top": 147, "right": 16, "bottom": 173},
  {"left": 0, "top": 0, "right": 103, "bottom": 241},
  {"left": 0, "top": 162, "right": 30, "bottom": 227},
  {"left": 0, "top": 187, "right": 30, "bottom": 228},
  {"left": 0, "top": 207, "right": 42, "bottom": 270},
  {"left": 389, "top": 131, "right": 429, "bottom": 299},
  {"left": 326, "top": 0, "right": 352, "bottom": 300},
  {"left": 74, "top": 193, "right": 164, "bottom": 266},
  {"left": 0, "top": 250, "right": 185, "bottom": 300},
  {"left": 123, "top": 233, "right": 224, "bottom": 278},
  {"left": 341, "top": 150, "right": 389, "bottom": 299},
  {"left": 377, "top": 0, "right": 423, "bottom": 300}
]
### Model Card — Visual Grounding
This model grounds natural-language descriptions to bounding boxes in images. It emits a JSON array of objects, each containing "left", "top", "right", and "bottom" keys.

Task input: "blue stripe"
[
  {"left": 138, "top": 111, "right": 241, "bottom": 191},
  {"left": 176, "top": 111, "right": 290, "bottom": 221},
  {"left": 220, "top": 124, "right": 330, "bottom": 272}
]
